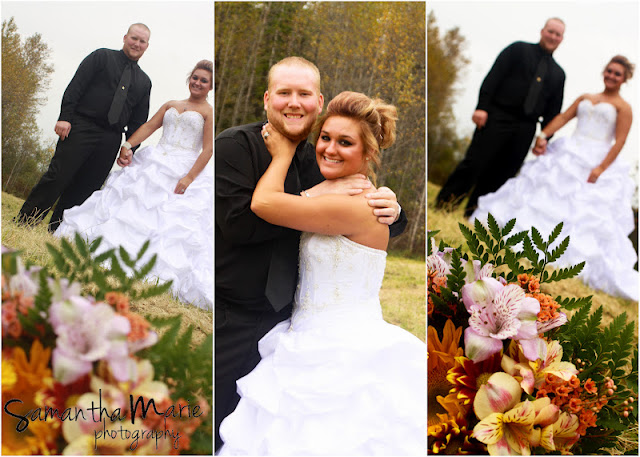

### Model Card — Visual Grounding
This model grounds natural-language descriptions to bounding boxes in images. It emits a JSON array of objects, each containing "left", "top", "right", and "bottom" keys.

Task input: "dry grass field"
[
  {"left": 427, "top": 181, "right": 638, "bottom": 330},
  {"left": 1, "top": 192, "right": 213, "bottom": 345}
]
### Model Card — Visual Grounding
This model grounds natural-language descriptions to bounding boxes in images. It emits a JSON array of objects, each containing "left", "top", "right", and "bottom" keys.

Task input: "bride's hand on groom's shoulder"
[{"left": 261, "top": 123, "right": 296, "bottom": 158}]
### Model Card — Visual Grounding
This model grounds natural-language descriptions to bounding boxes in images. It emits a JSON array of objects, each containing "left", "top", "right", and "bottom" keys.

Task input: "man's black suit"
[
  {"left": 436, "top": 41, "right": 565, "bottom": 216},
  {"left": 17, "top": 48, "right": 151, "bottom": 232},
  {"left": 214, "top": 121, "right": 407, "bottom": 450}
]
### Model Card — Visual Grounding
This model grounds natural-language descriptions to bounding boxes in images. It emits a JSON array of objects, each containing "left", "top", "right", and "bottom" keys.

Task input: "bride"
[
  {"left": 55, "top": 60, "right": 213, "bottom": 309},
  {"left": 218, "top": 91, "right": 426, "bottom": 455},
  {"left": 472, "top": 55, "right": 637, "bottom": 301}
]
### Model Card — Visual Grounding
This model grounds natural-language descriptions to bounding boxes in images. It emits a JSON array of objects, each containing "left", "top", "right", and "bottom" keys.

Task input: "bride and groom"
[
  {"left": 16, "top": 23, "right": 214, "bottom": 308},
  {"left": 215, "top": 57, "right": 426, "bottom": 454},
  {"left": 436, "top": 18, "right": 638, "bottom": 301}
]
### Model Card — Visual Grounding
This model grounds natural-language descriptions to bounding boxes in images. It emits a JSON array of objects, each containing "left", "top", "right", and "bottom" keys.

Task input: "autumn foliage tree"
[
  {"left": 427, "top": 10, "right": 469, "bottom": 186},
  {"left": 215, "top": 1, "right": 426, "bottom": 256},
  {"left": 2, "top": 17, "right": 54, "bottom": 198}
]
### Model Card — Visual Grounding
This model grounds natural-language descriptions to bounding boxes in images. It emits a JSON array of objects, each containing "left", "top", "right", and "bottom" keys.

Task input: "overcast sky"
[
  {"left": 2, "top": 1, "right": 213, "bottom": 147},
  {"left": 430, "top": 0, "right": 639, "bottom": 168}
]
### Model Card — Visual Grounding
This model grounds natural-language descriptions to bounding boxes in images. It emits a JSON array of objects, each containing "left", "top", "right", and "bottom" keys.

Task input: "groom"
[
  {"left": 16, "top": 23, "right": 152, "bottom": 232},
  {"left": 436, "top": 18, "right": 566, "bottom": 217},
  {"left": 215, "top": 56, "right": 407, "bottom": 450}
]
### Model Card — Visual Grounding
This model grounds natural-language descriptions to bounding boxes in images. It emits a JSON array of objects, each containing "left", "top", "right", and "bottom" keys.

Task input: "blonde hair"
[
  {"left": 267, "top": 56, "right": 321, "bottom": 92},
  {"left": 187, "top": 59, "right": 213, "bottom": 85},
  {"left": 313, "top": 91, "right": 397, "bottom": 185},
  {"left": 607, "top": 55, "right": 635, "bottom": 81}
]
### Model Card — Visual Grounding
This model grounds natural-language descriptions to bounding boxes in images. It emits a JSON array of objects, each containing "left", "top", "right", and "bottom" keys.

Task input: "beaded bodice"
[
  {"left": 291, "top": 233, "right": 387, "bottom": 329},
  {"left": 157, "top": 107, "right": 204, "bottom": 154},
  {"left": 573, "top": 100, "right": 617, "bottom": 143}
]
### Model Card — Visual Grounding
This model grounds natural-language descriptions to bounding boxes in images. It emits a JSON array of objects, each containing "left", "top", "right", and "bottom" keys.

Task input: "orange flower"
[
  {"left": 529, "top": 292, "right": 561, "bottom": 323},
  {"left": 2, "top": 340, "right": 59, "bottom": 455},
  {"left": 10, "top": 340, "right": 52, "bottom": 396},
  {"left": 105, "top": 291, "right": 130, "bottom": 313},
  {"left": 556, "top": 385, "right": 572, "bottom": 398},
  {"left": 568, "top": 397, "right": 582, "bottom": 413},
  {"left": 584, "top": 378, "right": 597, "bottom": 395},
  {"left": 517, "top": 273, "right": 541, "bottom": 294},
  {"left": 428, "top": 414, "right": 484, "bottom": 454},
  {"left": 122, "top": 311, "right": 151, "bottom": 342},
  {"left": 428, "top": 320, "right": 464, "bottom": 425}
]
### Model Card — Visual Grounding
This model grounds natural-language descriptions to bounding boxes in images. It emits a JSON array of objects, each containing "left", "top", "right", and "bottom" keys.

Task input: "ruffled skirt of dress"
[
  {"left": 218, "top": 315, "right": 426, "bottom": 456},
  {"left": 55, "top": 143, "right": 213, "bottom": 309},
  {"left": 472, "top": 134, "right": 638, "bottom": 301}
]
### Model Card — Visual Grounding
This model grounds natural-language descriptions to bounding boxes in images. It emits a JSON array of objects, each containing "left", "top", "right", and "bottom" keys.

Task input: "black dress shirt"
[
  {"left": 215, "top": 121, "right": 407, "bottom": 309},
  {"left": 476, "top": 41, "right": 565, "bottom": 129},
  {"left": 58, "top": 48, "right": 151, "bottom": 139}
]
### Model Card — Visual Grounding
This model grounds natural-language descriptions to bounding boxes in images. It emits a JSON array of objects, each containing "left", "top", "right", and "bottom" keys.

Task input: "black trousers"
[
  {"left": 214, "top": 296, "right": 291, "bottom": 451},
  {"left": 17, "top": 117, "right": 122, "bottom": 232},
  {"left": 436, "top": 110, "right": 536, "bottom": 216}
]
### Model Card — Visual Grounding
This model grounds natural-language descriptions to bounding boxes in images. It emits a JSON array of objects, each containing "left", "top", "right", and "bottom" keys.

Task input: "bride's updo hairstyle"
[
  {"left": 187, "top": 59, "right": 213, "bottom": 85},
  {"left": 313, "top": 91, "right": 397, "bottom": 185},
  {"left": 606, "top": 55, "right": 634, "bottom": 81}
]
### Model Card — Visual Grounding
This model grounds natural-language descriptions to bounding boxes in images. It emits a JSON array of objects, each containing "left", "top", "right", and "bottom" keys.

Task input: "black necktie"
[
  {"left": 524, "top": 55, "right": 549, "bottom": 117},
  {"left": 265, "top": 154, "right": 302, "bottom": 311},
  {"left": 108, "top": 62, "right": 132, "bottom": 125}
]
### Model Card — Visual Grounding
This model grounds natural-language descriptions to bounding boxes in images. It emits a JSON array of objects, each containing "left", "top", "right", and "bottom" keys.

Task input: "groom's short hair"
[
  {"left": 127, "top": 23, "right": 151, "bottom": 37},
  {"left": 544, "top": 17, "right": 565, "bottom": 28},
  {"left": 267, "top": 56, "right": 321, "bottom": 91}
]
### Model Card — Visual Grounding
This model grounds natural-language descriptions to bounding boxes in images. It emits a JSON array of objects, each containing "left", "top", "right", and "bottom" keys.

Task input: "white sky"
[
  {"left": 430, "top": 0, "right": 639, "bottom": 169},
  {"left": 2, "top": 1, "right": 213, "bottom": 148}
]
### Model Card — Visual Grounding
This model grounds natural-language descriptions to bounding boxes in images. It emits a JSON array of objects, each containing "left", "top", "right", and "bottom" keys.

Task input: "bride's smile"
[{"left": 315, "top": 115, "right": 368, "bottom": 180}]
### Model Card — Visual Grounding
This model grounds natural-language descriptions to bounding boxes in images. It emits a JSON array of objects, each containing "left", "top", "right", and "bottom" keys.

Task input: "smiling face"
[
  {"left": 122, "top": 25, "right": 150, "bottom": 61},
  {"left": 603, "top": 62, "right": 626, "bottom": 90},
  {"left": 315, "top": 116, "right": 369, "bottom": 180},
  {"left": 264, "top": 64, "right": 324, "bottom": 142},
  {"left": 539, "top": 19, "right": 564, "bottom": 53},
  {"left": 189, "top": 69, "right": 212, "bottom": 97}
]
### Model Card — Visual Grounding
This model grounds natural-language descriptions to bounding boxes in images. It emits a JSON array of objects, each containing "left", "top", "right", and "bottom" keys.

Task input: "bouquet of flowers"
[
  {"left": 427, "top": 215, "right": 638, "bottom": 455},
  {"left": 2, "top": 235, "right": 212, "bottom": 455}
]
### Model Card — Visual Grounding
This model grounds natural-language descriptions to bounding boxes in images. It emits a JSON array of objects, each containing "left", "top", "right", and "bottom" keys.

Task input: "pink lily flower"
[{"left": 463, "top": 280, "right": 544, "bottom": 363}]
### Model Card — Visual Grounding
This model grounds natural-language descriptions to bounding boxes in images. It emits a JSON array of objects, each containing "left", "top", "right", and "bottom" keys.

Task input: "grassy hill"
[
  {"left": 427, "top": 181, "right": 638, "bottom": 328},
  {"left": 2, "top": 192, "right": 212, "bottom": 345}
]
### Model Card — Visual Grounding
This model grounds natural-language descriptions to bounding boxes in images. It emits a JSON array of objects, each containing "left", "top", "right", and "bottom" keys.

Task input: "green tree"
[
  {"left": 2, "top": 17, "right": 54, "bottom": 198},
  {"left": 427, "top": 10, "right": 469, "bottom": 186}
]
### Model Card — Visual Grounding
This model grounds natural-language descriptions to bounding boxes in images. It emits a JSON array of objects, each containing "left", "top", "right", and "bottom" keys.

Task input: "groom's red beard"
[{"left": 266, "top": 109, "right": 317, "bottom": 143}]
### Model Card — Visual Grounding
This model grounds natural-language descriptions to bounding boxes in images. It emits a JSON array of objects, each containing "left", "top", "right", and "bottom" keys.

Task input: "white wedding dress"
[
  {"left": 218, "top": 233, "right": 426, "bottom": 455},
  {"left": 55, "top": 107, "right": 213, "bottom": 309},
  {"left": 472, "top": 100, "right": 638, "bottom": 301}
]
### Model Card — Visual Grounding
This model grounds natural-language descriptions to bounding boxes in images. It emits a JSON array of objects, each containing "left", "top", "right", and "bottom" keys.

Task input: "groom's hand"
[
  {"left": 304, "top": 174, "right": 372, "bottom": 197},
  {"left": 366, "top": 187, "right": 400, "bottom": 225},
  {"left": 54, "top": 121, "right": 72, "bottom": 140},
  {"left": 116, "top": 147, "right": 133, "bottom": 167},
  {"left": 472, "top": 110, "right": 488, "bottom": 129}
]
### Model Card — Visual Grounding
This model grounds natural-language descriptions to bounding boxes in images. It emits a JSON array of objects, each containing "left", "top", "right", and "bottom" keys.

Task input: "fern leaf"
[
  {"left": 60, "top": 238, "right": 81, "bottom": 266},
  {"left": 531, "top": 227, "right": 546, "bottom": 252},
  {"left": 547, "top": 222, "right": 564, "bottom": 246},
  {"left": 547, "top": 236, "right": 570, "bottom": 263},
  {"left": 487, "top": 213, "right": 501, "bottom": 241},
  {"left": 501, "top": 218, "right": 516, "bottom": 237},
  {"left": 136, "top": 240, "right": 151, "bottom": 261}
]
